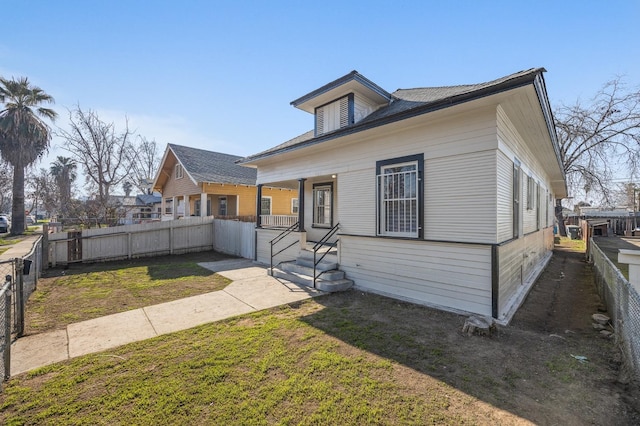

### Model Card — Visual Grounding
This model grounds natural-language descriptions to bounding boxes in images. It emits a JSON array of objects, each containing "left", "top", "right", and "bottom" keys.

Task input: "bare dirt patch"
[
  {"left": 300, "top": 239, "right": 640, "bottom": 424},
  {"left": 24, "top": 250, "right": 233, "bottom": 334}
]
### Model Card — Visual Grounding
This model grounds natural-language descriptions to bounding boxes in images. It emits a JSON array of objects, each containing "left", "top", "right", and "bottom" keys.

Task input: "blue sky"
[{"left": 2, "top": 1, "right": 639, "bottom": 172}]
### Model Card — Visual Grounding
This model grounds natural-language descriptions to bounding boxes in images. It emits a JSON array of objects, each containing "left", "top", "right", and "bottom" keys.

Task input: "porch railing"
[
  {"left": 261, "top": 215, "right": 298, "bottom": 228},
  {"left": 313, "top": 223, "right": 340, "bottom": 288},
  {"left": 270, "top": 221, "right": 299, "bottom": 275}
]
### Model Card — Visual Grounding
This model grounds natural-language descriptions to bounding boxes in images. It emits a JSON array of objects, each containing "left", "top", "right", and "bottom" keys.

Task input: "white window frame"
[
  {"left": 175, "top": 164, "right": 184, "bottom": 179},
  {"left": 377, "top": 161, "right": 420, "bottom": 238},
  {"left": 260, "top": 196, "right": 272, "bottom": 216},
  {"left": 291, "top": 198, "right": 299, "bottom": 214},
  {"left": 312, "top": 184, "right": 333, "bottom": 228},
  {"left": 526, "top": 175, "right": 535, "bottom": 210},
  {"left": 219, "top": 196, "right": 227, "bottom": 216},
  {"left": 165, "top": 198, "right": 173, "bottom": 214},
  {"left": 513, "top": 161, "right": 521, "bottom": 238}
]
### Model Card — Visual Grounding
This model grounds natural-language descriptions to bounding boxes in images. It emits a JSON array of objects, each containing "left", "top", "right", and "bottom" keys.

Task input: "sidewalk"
[
  {"left": 0, "top": 234, "right": 42, "bottom": 261},
  {"left": 10, "top": 258, "right": 322, "bottom": 376}
]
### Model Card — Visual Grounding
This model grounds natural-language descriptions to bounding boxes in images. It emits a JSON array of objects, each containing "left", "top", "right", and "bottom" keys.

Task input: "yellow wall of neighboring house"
[
  {"left": 159, "top": 165, "right": 297, "bottom": 218},
  {"left": 262, "top": 187, "right": 298, "bottom": 216},
  {"left": 163, "top": 182, "right": 297, "bottom": 217}
]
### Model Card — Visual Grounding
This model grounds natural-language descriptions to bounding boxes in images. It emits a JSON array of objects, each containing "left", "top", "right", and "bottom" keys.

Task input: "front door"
[
  {"left": 312, "top": 183, "right": 333, "bottom": 228},
  {"left": 219, "top": 197, "right": 227, "bottom": 216}
]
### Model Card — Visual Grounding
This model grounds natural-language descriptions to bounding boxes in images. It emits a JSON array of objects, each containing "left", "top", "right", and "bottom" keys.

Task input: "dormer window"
[
  {"left": 315, "top": 95, "right": 353, "bottom": 136},
  {"left": 292, "top": 70, "right": 392, "bottom": 138}
]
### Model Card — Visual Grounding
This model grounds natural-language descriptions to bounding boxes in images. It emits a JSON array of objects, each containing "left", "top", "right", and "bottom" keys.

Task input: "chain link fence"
[
  {"left": 591, "top": 240, "right": 640, "bottom": 381},
  {"left": 0, "top": 236, "right": 43, "bottom": 390},
  {"left": 1, "top": 260, "right": 15, "bottom": 387}
]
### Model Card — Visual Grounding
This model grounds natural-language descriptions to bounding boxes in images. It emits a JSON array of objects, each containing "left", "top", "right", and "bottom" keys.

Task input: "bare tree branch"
[
  {"left": 57, "top": 106, "right": 134, "bottom": 223},
  {"left": 555, "top": 77, "right": 640, "bottom": 206}
]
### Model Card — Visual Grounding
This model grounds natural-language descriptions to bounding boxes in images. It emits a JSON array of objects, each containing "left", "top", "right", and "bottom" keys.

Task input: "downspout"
[{"left": 491, "top": 244, "right": 499, "bottom": 319}]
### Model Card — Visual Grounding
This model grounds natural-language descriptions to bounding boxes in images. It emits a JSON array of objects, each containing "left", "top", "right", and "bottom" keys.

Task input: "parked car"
[
  {"left": 26, "top": 215, "right": 35, "bottom": 226},
  {"left": 0, "top": 215, "right": 10, "bottom": 233}
]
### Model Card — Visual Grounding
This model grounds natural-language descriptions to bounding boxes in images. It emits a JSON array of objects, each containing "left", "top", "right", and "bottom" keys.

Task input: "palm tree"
[
  {"left": 0, "top": 76, "right": 57, "bottom": 235},
  {"left": 50, "top": 156, "right": 77, "bottom": 217}
]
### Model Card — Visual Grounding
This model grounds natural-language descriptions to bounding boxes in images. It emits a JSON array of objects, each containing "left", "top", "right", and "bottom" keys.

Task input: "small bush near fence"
[{"left": 591, "top": 240, "right": 640, "bottom": 382}]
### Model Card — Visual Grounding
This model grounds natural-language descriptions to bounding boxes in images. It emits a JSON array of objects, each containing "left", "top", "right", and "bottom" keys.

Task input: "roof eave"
[
  {"left": 290, "top": 71, "right": 392, "bottom": 112},
  {"left": 532, "top": 73, "right": 568, "bottom": 197},
  {"left": 241, "top": 69, "right": 547, "bottom": 165}
]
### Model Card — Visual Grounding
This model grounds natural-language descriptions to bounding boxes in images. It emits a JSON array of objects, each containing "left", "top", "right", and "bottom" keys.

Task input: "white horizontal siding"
[
  {"left": 496, "top": 150, "right": 513, "bottom": 242},
  {"left": 498, "top": 237, "right": 524, "bottom": 315},
  {"left": 498, "top": 227, "right": 554, "bottom": 318},
  {"left": 257, "top": 106, "right": 498, "bottom": 185},
  {"left": 338, "top": 169, "right": 376, "bottom": 236},
  {"left": 340, "top": 235, "right": 492, "bottom": 316},
  {"left": 425, "top": 150, "right": 497, "bottom": 243},
  {"left": 497, "top": 104, "right": 556, "bottom": 215}
]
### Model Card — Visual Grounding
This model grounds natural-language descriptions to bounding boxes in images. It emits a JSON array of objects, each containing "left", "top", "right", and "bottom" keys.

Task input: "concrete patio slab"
[
  {"left": 198, "top": 259, "right": 268, "bottom": 280},
  {"left": 223, "top": 276, "right": 321, "bottom": 311},
  {"left": 67, "top": 309, "right": 156, "bottom": 358},
  {"left": 10, "top": 329, "right": 68, "bottom": 375},
  {"left": 143, "top": 291, "right": 255, "bottom": 335}
]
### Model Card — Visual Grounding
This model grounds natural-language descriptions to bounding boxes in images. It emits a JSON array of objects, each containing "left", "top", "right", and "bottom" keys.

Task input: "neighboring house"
[
  {"left": 239, "top": 68, "right": 567, "bottom": 323},
  {"left": 109, "top": 195, "right": 137, "bottom": 225},
  {"left": 153, "top": 143, "right": 297, "bottom": 223},
  {"left": 131, "top": 193, "right": 163, "bottom": 223}
]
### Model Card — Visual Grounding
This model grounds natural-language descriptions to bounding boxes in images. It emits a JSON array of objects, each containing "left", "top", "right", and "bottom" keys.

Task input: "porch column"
[
  {"left": 184, "top": 194, "right": 191, "bottom": 217},
  {"left": 256, "top": 184, "right": 263, "bottom": 228},
  {"left": 298, "top": 178, "right": 306, "bottom": 232},
  {"left": 200, "top": 193, "right": 207, "bottom": 217},
  {"left": 172, "top": 196, "right": 177, "bottom": 219}
]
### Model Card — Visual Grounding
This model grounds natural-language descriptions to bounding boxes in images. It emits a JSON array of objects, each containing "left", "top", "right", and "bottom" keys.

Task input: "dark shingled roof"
[
  {"left": 239, "top": 68, "right": 546, "bottom": 164},
  {"left": 169, "top": 143, "right": 257, "bottom": 186},
  {"left": 136, "top": 194, "right": 161, "bottom": 205}
]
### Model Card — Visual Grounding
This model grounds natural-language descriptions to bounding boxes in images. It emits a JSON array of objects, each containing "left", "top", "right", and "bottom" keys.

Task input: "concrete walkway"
[
  {"left": 10, "top": 258, "right": 322, "bottom": 376},
  {"left": 0, "top": 234, "right": 42, "bottom": 261}
]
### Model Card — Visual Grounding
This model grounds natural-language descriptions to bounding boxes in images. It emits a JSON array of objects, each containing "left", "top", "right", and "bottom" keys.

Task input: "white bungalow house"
[{"left": 238, "top": 68, "right": 567, "bottom": 324}]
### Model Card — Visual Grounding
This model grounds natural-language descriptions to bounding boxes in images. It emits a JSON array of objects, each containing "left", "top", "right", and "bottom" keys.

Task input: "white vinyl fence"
[{"left": 47, "top": 217, "right": 256, "bottom": 265}]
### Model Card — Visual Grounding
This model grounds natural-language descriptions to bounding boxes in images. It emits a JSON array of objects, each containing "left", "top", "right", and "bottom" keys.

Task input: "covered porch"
[
  {"left": 161, "top": 193, "right": 242, "bottom": 220},
  {"left": 256, "top": 173, "right": 338, "bottom": 243}
]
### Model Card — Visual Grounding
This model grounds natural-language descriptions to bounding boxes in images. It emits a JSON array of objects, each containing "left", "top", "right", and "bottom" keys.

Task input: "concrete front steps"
[{"left": 269, "top": 250, "right": 353, "bottom": 293}]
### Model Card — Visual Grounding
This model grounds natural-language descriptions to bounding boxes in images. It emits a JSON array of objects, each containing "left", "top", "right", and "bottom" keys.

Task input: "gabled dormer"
[{"left": 290, "top": 70, "right": 392, "bottom": 137}]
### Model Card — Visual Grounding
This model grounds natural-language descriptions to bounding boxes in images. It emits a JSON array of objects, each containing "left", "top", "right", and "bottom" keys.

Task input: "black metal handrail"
[
  {"left": 270, "top": 221, "right": 299, "bottom": 275},
  {"left": 313, "top": 223, "right": 340, "bottom": 288}
]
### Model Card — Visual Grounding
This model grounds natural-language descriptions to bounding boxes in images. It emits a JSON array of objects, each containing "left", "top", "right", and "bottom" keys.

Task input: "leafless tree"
[
  {"left": 555, "top": 77, "right": 640, "bottom": 207},
  {"left": 27, "top": 168, "right": 59, "bottom": 219},
  {"left": 58, "top": 107, "right": 134, "bottom": 223},
  {"left": 125, "top": 136, "right": 161, "bottom": 194}
]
